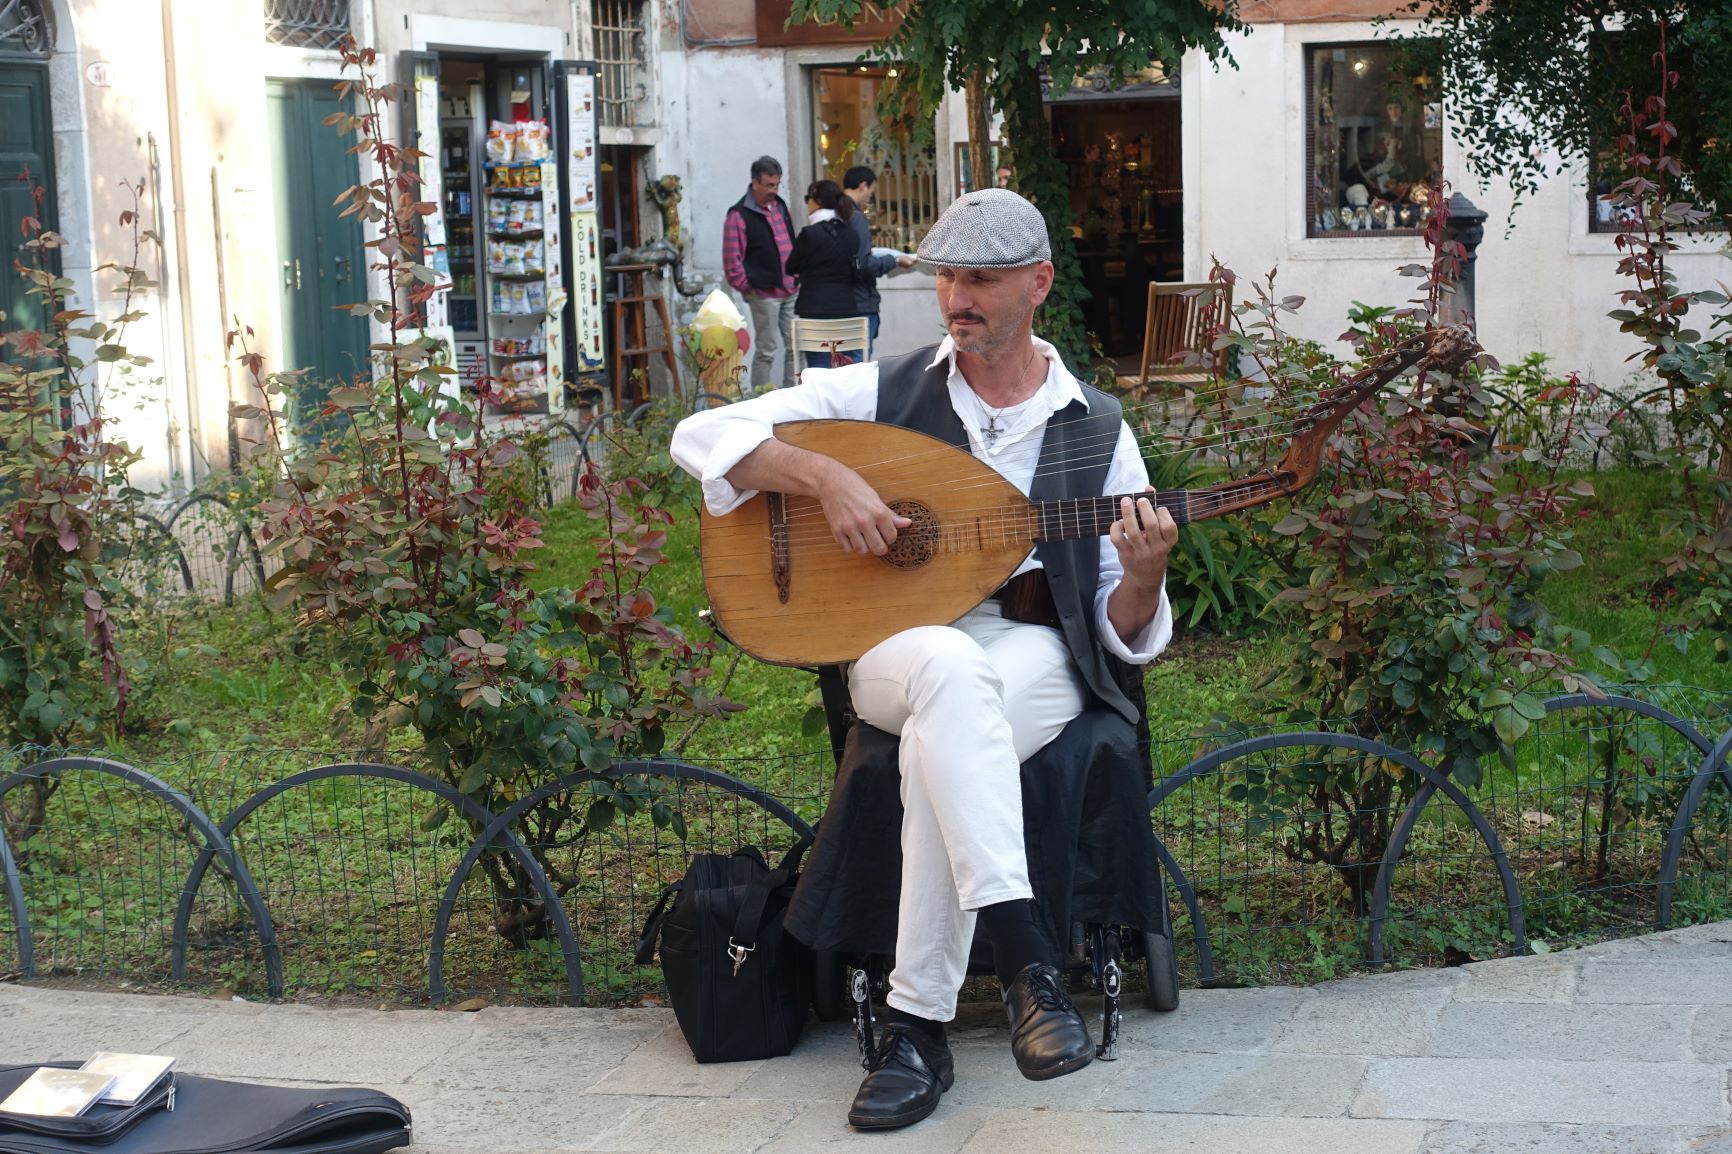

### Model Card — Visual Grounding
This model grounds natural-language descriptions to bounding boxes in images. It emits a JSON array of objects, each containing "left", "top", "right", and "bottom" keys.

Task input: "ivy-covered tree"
[
  {"left": 1395, "top": 0, "right": 1732, "bottom": 217},
  {"left": 788, "top": 0, "right": 1245, "bottom": 368}
]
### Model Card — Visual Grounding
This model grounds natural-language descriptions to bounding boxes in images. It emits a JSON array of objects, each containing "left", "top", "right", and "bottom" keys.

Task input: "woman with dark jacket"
[{"left": 785, "top": 180, "right": 862, "bottom": 369}]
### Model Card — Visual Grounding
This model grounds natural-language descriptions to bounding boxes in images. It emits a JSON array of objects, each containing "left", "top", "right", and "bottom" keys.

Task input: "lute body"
[{"left": 701, "top": 420, "right": 1044, "bottom": 665}]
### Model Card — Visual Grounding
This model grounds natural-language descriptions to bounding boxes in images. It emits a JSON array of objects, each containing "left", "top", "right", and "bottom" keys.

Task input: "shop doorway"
[
  {"left": 1051, "top": 95, "right": 1181, "bottom": 360},
  {"left": 267, "top": 79, "right": 370, "bottom": 383}
]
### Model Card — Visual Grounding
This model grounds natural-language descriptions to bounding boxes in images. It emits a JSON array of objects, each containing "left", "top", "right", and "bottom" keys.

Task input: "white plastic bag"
[{"left": 691, "top": 288, "right": 745, "bottom": 331}]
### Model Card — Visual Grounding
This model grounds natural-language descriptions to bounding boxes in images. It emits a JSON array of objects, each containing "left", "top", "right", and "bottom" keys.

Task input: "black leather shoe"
[
  {"left": 1003, "top": 962, "right": 1093, "bottom": 1081},
  {"left": 847, "top": 1023, "right": 955, "bottom": 1131}
]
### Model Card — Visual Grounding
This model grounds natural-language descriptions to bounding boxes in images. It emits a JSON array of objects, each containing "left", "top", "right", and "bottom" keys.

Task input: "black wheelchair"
[{"left": 784, "top": 657, "right": 1181, "bottom": 1064}]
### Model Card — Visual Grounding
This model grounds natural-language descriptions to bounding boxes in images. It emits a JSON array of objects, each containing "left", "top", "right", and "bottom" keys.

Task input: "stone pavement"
[{"left": 4, "top": 922, "right": 1732, "bottom": 1153}]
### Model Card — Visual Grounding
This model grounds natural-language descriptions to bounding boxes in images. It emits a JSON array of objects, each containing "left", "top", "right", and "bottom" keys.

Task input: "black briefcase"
[{"left": 0, "top": 1063, "right": 411, "bottom": 1154}]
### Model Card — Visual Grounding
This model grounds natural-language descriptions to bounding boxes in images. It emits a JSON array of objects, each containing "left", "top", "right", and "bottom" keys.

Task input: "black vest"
[
  {"left": 873, "top": 344, "right": 1139, "bottom": 723},
  {"left": 730, "top": 192, "right": 794, "bottom": 291}
]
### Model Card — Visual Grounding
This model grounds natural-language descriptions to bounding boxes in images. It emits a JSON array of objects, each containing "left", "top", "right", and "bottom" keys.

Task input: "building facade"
[{"left": 11, "top": 0, "right": 1727, "bottom": 492}]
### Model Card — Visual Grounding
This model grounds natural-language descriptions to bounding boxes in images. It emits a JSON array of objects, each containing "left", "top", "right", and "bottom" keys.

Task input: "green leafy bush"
[
  {"left": 1203, "top": 250, "right": 1599, "bottom": 912},
  {"left": 239, "top": 42, "right": 736, "bottom": 943}
]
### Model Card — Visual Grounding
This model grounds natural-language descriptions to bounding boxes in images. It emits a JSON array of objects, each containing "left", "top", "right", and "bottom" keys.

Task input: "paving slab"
[
  {"left": 1354, "top": 1057, "right": 1727, "bottom": 1125},
  {"left": 1451, "top": 958, "right": 1580, "bottom": 1003},
  {"left": 1271, "top": 986, "right": 1452, "bottom": 1056},
  {"left": 1121, "top": 985, "right": 1305, "bottom": 1052},
  {"left": 168, "top": 1006, "right": 473, "bottom": 1083},
  {"left": 1099, "top": 1048, "right": 1368, "bottom": 1117},
  {"left": 586, "top": 1023, "right": 767, "bottom": 1097},
  {"left": 1419, "top": 1120, "right": 1697, "bottom": 1154},
  {"left": 957, "top": 1109, "right": 1429, "bottom": 1154},
  {"left": 415, "top": 1016, "right": 665, "bottom": 1097},
  {"left": 582, "top": 1097, "right": 799, "bottom": 1153},
  {"left": 1576, "top": 958, "right": 1732, "bottom": 1005},
  {"left": 1428, "top": 1000, "right": 1693, "bottom": 1061},
  {"left": 1690, "top": 1005, "right": 1732, "bottom": 1062}
]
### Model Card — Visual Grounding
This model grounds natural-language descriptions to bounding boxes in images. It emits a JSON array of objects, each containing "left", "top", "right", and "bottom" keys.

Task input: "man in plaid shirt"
[{"left": 723, "top": 156, "right": 798, "bottom": 393}]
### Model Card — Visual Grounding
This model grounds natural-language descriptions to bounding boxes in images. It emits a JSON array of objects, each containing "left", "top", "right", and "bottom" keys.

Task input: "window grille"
[
  {"left": 593, "top": 0, "right": 646, "bottom": 129},
  {"left": 264, "top": 0, "right": 352, "bottom": 52},
  {"left": 0, "top": 0, "right": 53, "bottom": 59},
  {"left": 812, "top": 66, "right": 939, "bottom": 251}
]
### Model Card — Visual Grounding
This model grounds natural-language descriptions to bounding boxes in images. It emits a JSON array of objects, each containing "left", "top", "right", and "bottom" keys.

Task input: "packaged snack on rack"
[
  {"left": 485, "top": 121, "right": 515, "bottom": 164},
  {"left": 507, "top": 282, "right": 529, "bottom": 314},
  {"left": 486, "top": 238, "right": 506, "bottom": 273},
  {"left": 523, "top": 201, "right": 542, "bottom": 230},
  {"left": 525, "top": 281, "right": 547, "bottom": 314},
  {"left": 506, "top": 200, "right": 527, "bottom": 233},
  {"left": 502, "top": 242, "right": 526, "bottom": 277},
  {"left": 487, "top": 199, "right": 510, "bottom": 232},
  {"left": 517, "top": 120, "right": 551, "bottom": 161}
]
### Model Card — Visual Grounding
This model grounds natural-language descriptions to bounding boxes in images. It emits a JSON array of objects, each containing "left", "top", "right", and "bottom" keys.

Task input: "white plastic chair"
[{"left": 791, "top": 316, "right": 871, "bottom": 372}]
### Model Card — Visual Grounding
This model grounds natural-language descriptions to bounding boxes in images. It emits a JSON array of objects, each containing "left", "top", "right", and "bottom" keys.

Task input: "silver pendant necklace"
[
  {"left": 974, "top": 391, "right": 1008, "bottom": 448},
  {"left": 970, "top": 343, "right": 1043, "bottom": 449}
]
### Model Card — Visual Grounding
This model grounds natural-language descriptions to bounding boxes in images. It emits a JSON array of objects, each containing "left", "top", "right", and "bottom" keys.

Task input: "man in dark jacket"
[
  {"left": 723, "top": 156, "right": 798, "bottom": 392},
  {"left": 842, "top": 166, "right": 917, "bottom": 358}
]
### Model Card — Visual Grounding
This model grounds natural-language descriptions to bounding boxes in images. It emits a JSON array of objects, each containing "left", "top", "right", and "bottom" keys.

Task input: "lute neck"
[{"left": 1031, "top": 474, "right": 1292, "bottom": 541}]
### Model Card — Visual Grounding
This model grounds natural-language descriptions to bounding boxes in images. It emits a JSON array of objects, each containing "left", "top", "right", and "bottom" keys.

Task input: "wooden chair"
[
  {"left": 1135, "top": 281, "right": 1232, "bottom": 396},
  {"left": 791, "top": 316, "right": 871, "bottom": 372}
]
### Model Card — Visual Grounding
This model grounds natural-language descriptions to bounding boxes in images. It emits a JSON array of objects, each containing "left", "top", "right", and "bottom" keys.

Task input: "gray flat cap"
[{"left": 917, "top": 187, "right": 1051, "bottom": 268}]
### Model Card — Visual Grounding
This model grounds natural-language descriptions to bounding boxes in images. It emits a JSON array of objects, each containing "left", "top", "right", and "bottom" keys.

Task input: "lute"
[{"left": 699, "top": 327, "right": 1479, "bottom": 665}]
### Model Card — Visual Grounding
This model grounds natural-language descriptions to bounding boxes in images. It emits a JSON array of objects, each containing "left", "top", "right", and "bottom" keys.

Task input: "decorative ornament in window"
[
  {"left": 264, "top": 0, "right": 352, "bottom": 52},
  {"left": 1306, "top": 43, "right": 1441, "bottom": 237},
  {"left": 0, "top": 0, "right": 54, "bottom": 59}
]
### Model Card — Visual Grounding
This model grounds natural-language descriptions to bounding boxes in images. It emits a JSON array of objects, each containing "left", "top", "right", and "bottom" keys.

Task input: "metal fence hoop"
[
  {"left": 224, "top": 521, "right": 269, "bottom": 606},
  {"left": 168, "top": 762, "right": 549, "bottom": 999},
  {"left": 1369, "top": 772, "right": 1527, "bottom": 965},
  {"left": 1656, "top": 723, "right": 1732, "bottom": 928},
  {"left": 427, "top": 759, "right": 815, "bottom": 1006},
  {"left": 0, "top": 757, "right": 281, "bottom": 994},
  {"left": 0, "top": 817, "right": 29, "bottom": 976},
  {"left": 119, "top": 511, "right": 194, "bottom": 598},
  {"left": 541, "top": 419, "right": 583, "bottom": 507},
  {"left": 1539, "top": 694, "right": 1726, "bottom": 931},
  {"left": 167, "top": 493, "right": 260, "bottom": 606},
  {"left": 1540, "top": 692, "right": 1714, "bottom": 756},
  {"left": 1148, "top": 831, "right": 1214, "bottom": 984},
  {"left": 1151, "top": 731, "right": 1523, "bottom": 967}
]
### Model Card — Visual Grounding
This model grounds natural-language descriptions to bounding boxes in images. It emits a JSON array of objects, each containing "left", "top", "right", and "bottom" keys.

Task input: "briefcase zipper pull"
[
  {"left": 167, "top": 1080, "right": 176, "bottom": 1112},
  {"left": 727, "top": 938, "right": 754, "bottom": 976}
]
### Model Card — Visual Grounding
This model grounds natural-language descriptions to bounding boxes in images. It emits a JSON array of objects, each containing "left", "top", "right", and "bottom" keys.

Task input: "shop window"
[
  {"left": 812, "top": 65, "right": 938, "bottom": 251},
  {"left": 1306, "top": 43, "right": 1441, "bottom": 237},
  {"left": 593, "top": 0, "right": 647, "bottom": 128},
  {"left": 264, "top": 0, "right": 352, "bottom": 51}
]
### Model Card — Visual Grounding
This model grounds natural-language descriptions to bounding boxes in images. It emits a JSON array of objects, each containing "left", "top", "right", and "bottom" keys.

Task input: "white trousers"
[{"left": 847, "top": 603, "right": 1088, "bottom": 1021}]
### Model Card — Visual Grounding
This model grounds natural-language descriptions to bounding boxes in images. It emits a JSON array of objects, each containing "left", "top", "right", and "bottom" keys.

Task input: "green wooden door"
[
  {"left": 268, "top": 80, "right": 369, "bottom": 383},
  {"left": 0, "top": 63, "right": 54, "bottom": 345}
]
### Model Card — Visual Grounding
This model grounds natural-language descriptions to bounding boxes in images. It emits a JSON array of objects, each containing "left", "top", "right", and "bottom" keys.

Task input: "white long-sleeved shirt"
[{"left": 669, "top": 335, "right": 1173, "bottom": 664}]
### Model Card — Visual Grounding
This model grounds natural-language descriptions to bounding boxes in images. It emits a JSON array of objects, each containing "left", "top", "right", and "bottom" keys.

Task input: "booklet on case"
[
  {"left": 0, "top": 1068, "right": 119, "bottom": 1118},
  {"left": 79, "top": 1053, "right": 177, "bottom": 1107}
]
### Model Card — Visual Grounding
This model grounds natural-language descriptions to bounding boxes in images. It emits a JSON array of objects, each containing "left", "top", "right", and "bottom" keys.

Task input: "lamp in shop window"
[{"left": 1352, "top": 57, "right": 1369, "bottom": 76}]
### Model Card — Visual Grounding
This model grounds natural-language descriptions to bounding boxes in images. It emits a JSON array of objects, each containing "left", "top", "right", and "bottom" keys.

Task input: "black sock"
[
  {"left": 882, "top": 1005, "right": 946, "bottom": 1043},
  {"left": 978, "top": 898, "right": 1055, "bottom": 988}
]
